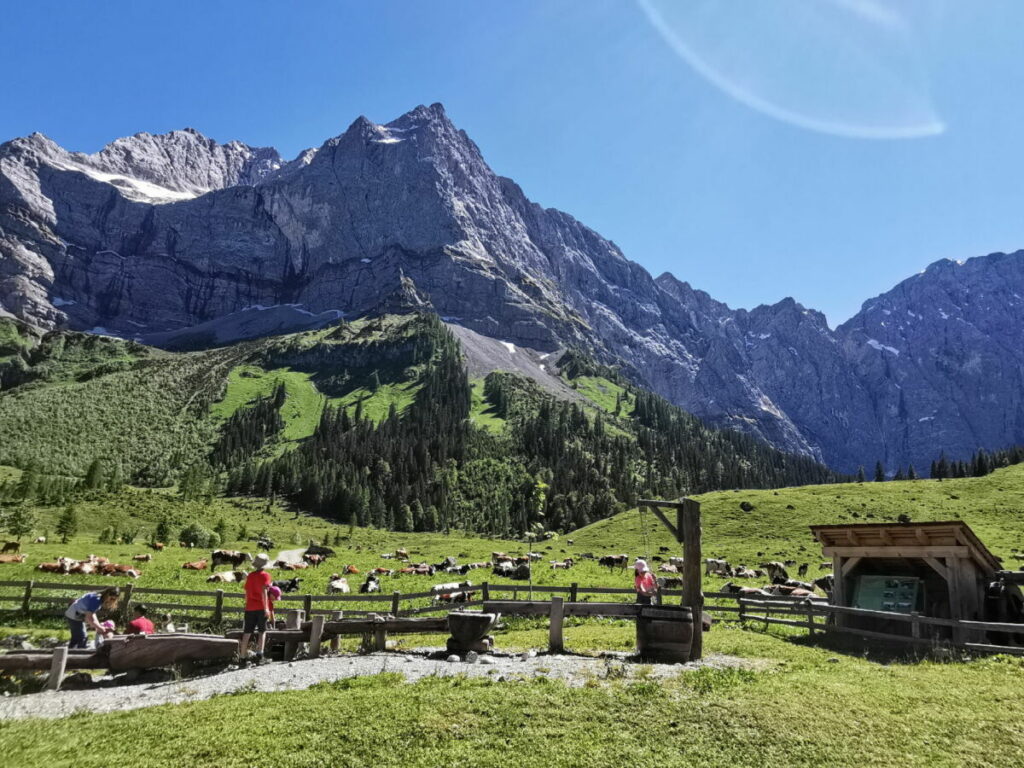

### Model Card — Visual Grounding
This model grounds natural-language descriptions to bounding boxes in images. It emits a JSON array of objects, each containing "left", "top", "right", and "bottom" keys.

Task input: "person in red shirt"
[
  {"left": 634, "top": 559, "right": 658, "bottom": 605},
  {"left": 239, "top": 552, "right": 272, "bottom": 665},
  {"left": 126, "top": 604, "right": 155, "bottom": 635}
]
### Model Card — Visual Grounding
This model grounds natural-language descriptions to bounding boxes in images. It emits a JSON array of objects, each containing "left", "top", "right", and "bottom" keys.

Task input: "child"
[
  {"left": 238, "top": 552, "right": 272, "bottom": 665},
  {"left": 65, "top": 587, "right": 119, "bottom": 649},
  {"left": 126, "top": 604, "right": 155, "bottom": 635},
  {"left": 267, "top": 585, "right": 282, "bottom": 627}
]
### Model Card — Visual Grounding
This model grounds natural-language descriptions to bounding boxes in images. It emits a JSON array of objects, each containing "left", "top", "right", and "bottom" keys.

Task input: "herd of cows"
[{"left": 0, "top": 537, "right": 837, "bottom": 603}]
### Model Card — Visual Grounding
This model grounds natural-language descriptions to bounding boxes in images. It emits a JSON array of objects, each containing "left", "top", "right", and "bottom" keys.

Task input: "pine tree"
[
  {"left": 907, "top": 464, "right": 918, "bottom": 480},
  {"left": 5, "top": 506, "right": 35, "bottom": 540},
  {"left": 55, "top": 506, "right": 78, "bottom": 544},
  {"left": 874, "top": 461, "right": 886, "bottom": 482},
  {"left": 856, "top": 466, "right": 866, "bottom": 483},
  {"left": 84, "top": 458, "right": 106, "bottom": 490},
  {"left": 397, "top": 504, "right": 414, "bottom": 532}
]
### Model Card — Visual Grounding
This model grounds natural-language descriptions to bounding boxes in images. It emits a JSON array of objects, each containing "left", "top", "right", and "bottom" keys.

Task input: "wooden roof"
[{"left": 809, "top": 521, "right": 1003, "bottom": 573}]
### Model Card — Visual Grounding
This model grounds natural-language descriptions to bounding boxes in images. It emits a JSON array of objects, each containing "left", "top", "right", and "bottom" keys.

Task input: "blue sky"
[{"left": 3, "top": 0, "right": 1022, "bottom": 325}]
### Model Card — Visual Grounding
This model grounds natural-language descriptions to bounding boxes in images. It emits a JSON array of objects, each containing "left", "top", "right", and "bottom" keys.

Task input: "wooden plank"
[
  {"left": 213, "top": 590, "right": 224, "bottom": 624},
  {"left": 549, "top": 596, "right": 564, "bottom": 653},
  {"left": 742, "top": 615, "right": 817, "bottom": 630},
  {"left": 21, "top": 580, "right": 33, "bottom": 613},
  {"left": 832, "top": 554, "right": 846, "bottom": 630},
  {"left": 132, "top": 587, "right": 223, "bottom": 597},
  {"left": 821, "top": 546, "right": 969, "bottom": 558},
  {"left": 644, "top": 504, "right": 678, "bottom": 541},
  {"left": 46, "top": 646, "right": 68, "bottom": 691},
  {"left": 840, "top": 557, "right": 862, "bottom": 577},
  {"left": 680, "top": 498, "right": 703, "bottom": 661},
  {"left": 963, "top": 642, "right": 1024, "bottom": 656},
  {"left": 284, "top": 610, "right": 304, "bottom": 661},
  {"left": 922, "top": 557, "right": 949, "bottom": 582},
  {"left": 329, "top": 610, "right": 344, "bottom": 651},
  {"left": 637, "top": 499, "right": 688, "bottom": 509}
]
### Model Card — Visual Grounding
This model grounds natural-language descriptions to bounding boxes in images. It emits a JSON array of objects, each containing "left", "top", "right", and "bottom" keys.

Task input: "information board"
[{"left": 852, "top": 575, "right": 921, "bottom": 614}]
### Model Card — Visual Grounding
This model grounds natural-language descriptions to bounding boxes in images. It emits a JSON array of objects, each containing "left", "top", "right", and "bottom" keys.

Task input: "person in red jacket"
[
  {"left": 633, "top": 559, "right": 658, "bottom": 605},
  {"left": 126, "top": 604, "right": 155, "bottom": 635},
  {"left": 238, "top": 552, "right": 272, "bottom": 665}
]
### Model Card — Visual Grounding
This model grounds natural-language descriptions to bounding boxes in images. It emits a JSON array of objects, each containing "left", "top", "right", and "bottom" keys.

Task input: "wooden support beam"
[
  {"left": 46, "top": 646, "right": 68, "bottom": 691},
  {"left": 309, "top": 615, "right": 325, "bottom": 657},
  {"left": 391, "top": 591, "right": 401, "bottom": 617},
  {"left": 680, "top": 498, "right": 703, "bottom": 661},
  {"left": 372, "top": 614, "right": 387, "bottom": 652},
  {"left": 283, "top": 609, "right": 303, "bottom": 661},
  {"left": 21, "top": 580, "right": 33, "bottom": 614},
  {"left": 212, "top": 589, "right": 224, "bottom": 624},
  {"left": 645, "top": 504, "right": 678, "bottom": 541},
  {"left": 841, "top": 557, "right": 862, "bottom": 577},
  {"left": 329, "top": 611, "right": 343, "bottom": 652},
  {"left": 822, "top": 546, "right": 968, "bottom": 558},
  {"left": 549, "top": 596, "right": 564, "bottom": 653},
  {"left": 832, "top": 554, "right": 846, "bottom": 629},
  {"left": 922, "top": 557, "right": 949, "bottom": 582}
]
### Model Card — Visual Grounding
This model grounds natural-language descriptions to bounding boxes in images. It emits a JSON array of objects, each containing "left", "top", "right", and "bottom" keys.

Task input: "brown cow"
[
  {"left": 37, "top": 562, "right": 63, "bottom": 573},
  {"left": 0, "top": 554, "right": 27, "bottom": 564},
  {"left": 182, "top": 559, "right": 208, "bottom": 570},
  {"left": 150, "top": 542, "right": 165, "bottom": 551},
  {"left": 132, "top": 554, "right": 153, "bottom": 562},
  {"left": 345, "top": 564, "right": 359, "bottom": 574},
  {"left": 303, "top": 554, "right": 327, "bottom": 567}
]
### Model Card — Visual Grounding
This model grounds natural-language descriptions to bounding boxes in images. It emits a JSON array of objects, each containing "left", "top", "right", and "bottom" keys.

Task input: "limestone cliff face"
[{"left": 1, "top": 103, "right": 1022, "bottom": 472}]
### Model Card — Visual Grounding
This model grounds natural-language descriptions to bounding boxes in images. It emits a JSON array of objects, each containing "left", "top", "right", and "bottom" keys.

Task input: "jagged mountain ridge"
[{"left": 1, "top": 102, "right": 1021, "bottom": 473}]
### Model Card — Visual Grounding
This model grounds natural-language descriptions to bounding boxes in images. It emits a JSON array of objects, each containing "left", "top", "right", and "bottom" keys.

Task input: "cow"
[
  {"left": 34, "top": 536, "right": 46, "bottom": 544},
  {"left": 819, "top": 562, "right": 831, "bottom": 570},
  {"left": 722, "top": 581, "right": 770, "bottom": 597},
  {"left": 797, "top": 563, "right": 809, "bottom": 578},
  {"left": 132, "top": 554, "right": 153, "bottom": 562},
  {"left": 657, "top": 576, "right": 684, "bottom": 589},
  {"left": 432, "top": 581, "right": 471, "bottom": 593},
  {"left": 491, "top": 551, "right": 506, "bottom": 561},
  {"left": 434, "top": 556, "right": 457, "bottom": 570},
  {"left": 150, "top": 542, "right": 165, "bottom": 551},
  {"left": 395, "top": 548, "right": 409, "bottom": 561},
  {"left": 550, "top": 558, "right": 574, "bottom": 570},
  {"left": 514, "top": 555, "right": 531, "bottom": 565},
  {"left": 1, "top": 542, "right": 19, "bottom": 554},
  {"left": 526, "top": 552, "right": 543, "bottom": 562},
  {"left": 207, "top": 570, "right": 247, "bottom": 583},
  {"left": 658, "top": 564, "right": 679, "bottom": 574},
  {"left": 87, "top": 555, "right": 110, "bottom": 565},
  {"left": 669, "top": 557, "right": 685, "bottom": 568},
  {"left": 360, "top": 574, "right": 380, "bottom": 594},
  {"left": 512, "top": 563, "right": 531, "bottom": 580},
  {"left": 380, "top": 553, "right": 395, "bottom": 560},
  {"left": 813, "top": 575, "right": 835, "bottom": 595},
  {"left": 705, "top": 558, "right": 730, "bottom": 576},
  {"left": 37, "top": 562, "right": 64, "bottom": 573},
  {"left": 327, "top": 575, "right": 350, "bottom": 594},
  {"left": 0, "top": 554, "right": 27, "bottom": 564},
  {"left": 764, "top": 584, "right": 817, "bottom": 598},
  {"left": 659, "top": 546, "right": 671, "bottom": 553},
  {"left": 257, "top": 537, "right": 274, "bottom": 550},
  {"left": 492, "top": 561, "right": 515, "bottom": 577},
  {"left": 733, "top": 566, "right": 757, "bottom": 579},
  {"left": 344, "top": 564, "right": 360, "bottom": 574},
  {"left": 760, "top": 561, "right": 789, "bottom": 582},
  {"left": 303, "top": 554, "right": 327, "bottom": 568},
  {"left": 211, "top": 550, "right": 251, "bottom": 570},
  {"left": 783, "top": 560, "right": 797, "bottom": 568},
  {"left": 304, "top": 545, "right": 335, "bottom": 558},
  {"left": 599, "top": 554, "right": 629, "bottom": 571},
  {"left": 182, "top": 559, "right": 208, "bottom": 570},
  {"left": 778, "top": 578, "right": 815, "bottom": 591},
  {"left": 373, "top": 567, "right": 395, "bottom": 576},
  {"left": 273, "top": 577, "right": 303, "bottom": 593},
  {"left": 494, "top": 554, "right": 514, "bottom": 564},
  {"left": 433, "top": 590, "right": 476, "bottom": 604}
]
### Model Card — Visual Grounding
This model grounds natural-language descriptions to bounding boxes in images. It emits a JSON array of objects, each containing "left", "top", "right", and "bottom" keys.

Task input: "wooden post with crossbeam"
[{"left": 639, "top": 497, "right": 703, "bottom": 661}]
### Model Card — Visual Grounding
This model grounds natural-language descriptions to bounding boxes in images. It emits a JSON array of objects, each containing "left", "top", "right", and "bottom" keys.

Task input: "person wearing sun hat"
[
  {"left": 238, "top": 552, "right": 272, "bottom": 665},
  {"left": 633, "top": 558, "right": 658, "bottom": 605}
]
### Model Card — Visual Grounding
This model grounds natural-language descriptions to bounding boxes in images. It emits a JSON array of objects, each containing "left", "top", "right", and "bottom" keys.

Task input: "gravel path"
[
  {"left": 0, "top": 650, "right": 749, "bottom": 721},
  {"left": 273, "top": 548, "right": 305, "bottom": 565}
]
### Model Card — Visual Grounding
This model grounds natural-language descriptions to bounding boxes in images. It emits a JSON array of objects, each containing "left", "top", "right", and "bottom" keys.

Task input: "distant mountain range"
[{"left": 2, "top": 103, "right": 1022, "bottom": 473}]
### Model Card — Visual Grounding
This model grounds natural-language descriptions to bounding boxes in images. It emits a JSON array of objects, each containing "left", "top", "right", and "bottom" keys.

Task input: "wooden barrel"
[{"left": 636, "top": 605, "right": 693, "bottom": 662}]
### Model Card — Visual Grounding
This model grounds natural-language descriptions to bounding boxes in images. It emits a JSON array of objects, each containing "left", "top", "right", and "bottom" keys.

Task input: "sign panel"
[{"left": 852, "top": 575, "right": 921, "bottom": 614}]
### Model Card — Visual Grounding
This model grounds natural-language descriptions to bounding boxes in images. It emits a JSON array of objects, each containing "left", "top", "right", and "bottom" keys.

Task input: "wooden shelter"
[{"left": 810, "top": 521, "right": 1008, "bottom": 643}]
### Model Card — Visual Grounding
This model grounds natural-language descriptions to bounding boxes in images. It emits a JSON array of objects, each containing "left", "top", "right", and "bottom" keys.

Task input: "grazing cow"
[
  {"left": 0, "top": 554, "right": 27, "bottom": 564},
  {"left": 527, "top": 552, "right": 543, "bottom": 562},
  {"left": 360, "top": 574, "right": 380, "bottom": 594},
  {"left": 257, "top": 537, "right": 274, "bottom": 550},
  {"left": 303, "top": 554, "right": 327, "bottom": 568},
  {"left": 599, "top": 554, "right": 629, "bottom": 571},
  {"left": 34, "top": 536, "right": 46, "bottom": 544},
  {"left": 37, "top": 562, "right": 63, "bottom": 573},
  {"left": 432, "top": 581, "right": 471, "bottom": 593},
  {"left": 512, "top": 563, "right": 531, "bottom": 580},
  {"left": 722, "top": 581, "right": 770, "bottom": 597},
  {"left": 492, "top": 561, "right": 515, "bottom": 577},
  {"left": 182, "top": 559, "right": 208, "bottom": 570},
  {"left": 207, "top": 570, "right": 247, "bottom": 583},
  {"left": 273, "top": 577, "right": 303, "bottom": 593},
  {"left": 327, "top": 575, "right": 350, "bottom": 594},
  {"left": 657, "top": 576, "right": 684, "bottom": 589},
  {"left": 797, "top": 563, "right": 809, "bottom": 578},
  {"left": 305, "top": 545, "right": 335, "bottom": 558},
  {"left": 396, "top": 548, "right": 409, "bottom": 561},
  {"left": 733, "top": 567, "right": 757, "bottom": 579},
  {"left": 577, "top": 553, "right": 595, "bottom": 560},
  {"left": 1, "top": 542, "right": 19, "bottom": 554},
  {"left": 551, "top": 558, "right": 574, "bottom": 570},
  {"left": 705, "top": 558, "right": 730, "bottom": 576},
  {"left": 434, "top": 556, "right": 457, "bottom": 570},
  {"left": 819, "top": 562, "right": 831, "bottom": 570},
  {"left": 760, "top": 561, "right": 789, "bottom": 582},
  {"left": 433, "top": 590, "right": 476, "bottom": 604},
  {"left": 150, "top": 542, "right": 165, "bottom": 551},
  {"left": 373, "top": 567, "right": 395, "bottom": 576},
  {"left": 764, "top": 584, "right": 817, "bottom": 598},
  {"left": 132, "top": 554, "right": 153, "bottom": 562},
  {"left": 658, "top": 564, "right": 679, "bottom": 574},
  {"left": 212, "top": 550, "right": 252, "bottom": 570},
  {"left": 813, "top": 575, "right": 835, "bottom": 594}
]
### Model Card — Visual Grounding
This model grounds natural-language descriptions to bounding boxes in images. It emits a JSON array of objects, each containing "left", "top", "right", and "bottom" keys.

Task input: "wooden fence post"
[
  {"left": 481, "top": 582, "right": 489, "bottom": 601},
  {"left": 679, "top": 498, "right": 703, "bottom": 661},
  {"left": 213, "top": 589, "right": 224, "bottom": 624},
  {"left": 119, "top": 583, "right": 134, "bottom": 625},
  {"left": 309, "top": 615, "right": 325, "bottom": 657},
  {"left": 46, "top": 646, "right": 68, "bottom": 691},
  {"left": 372, "top": 614, "right": 387, "bottom": 652},
  {"left": 329, "top": 610, "right": 344, "bottom": 652},
  {"left": 806, "top": 600, "right": 816, "bottom": 637},
  {"left": 391, "top": 591, "right": 401, "bottom": 616},
  {"left": 284, "top": 609, "right": 303, "bottom": 661},
  {"left": 570, "top": 582, "right": 578, "bottom": 603},
  {"left": 549, "top": 596, "right": 564, "bottom": 653},
  {"left": 738, "top": 598, "right": 746, "bottom": 624},
  {"left": 911, "top": 611, "right": 922, "bottom": 642},
  {"left": 303, "top": 594, "right": 313, "bottom": 618},
  {"left": 21, "top": 580, "right": 33, "bottom": 614}
]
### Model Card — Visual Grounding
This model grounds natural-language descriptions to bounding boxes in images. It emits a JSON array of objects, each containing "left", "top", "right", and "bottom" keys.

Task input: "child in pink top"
[{"left": 633, "top": 559, "right": 658, "bottom": 605}]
